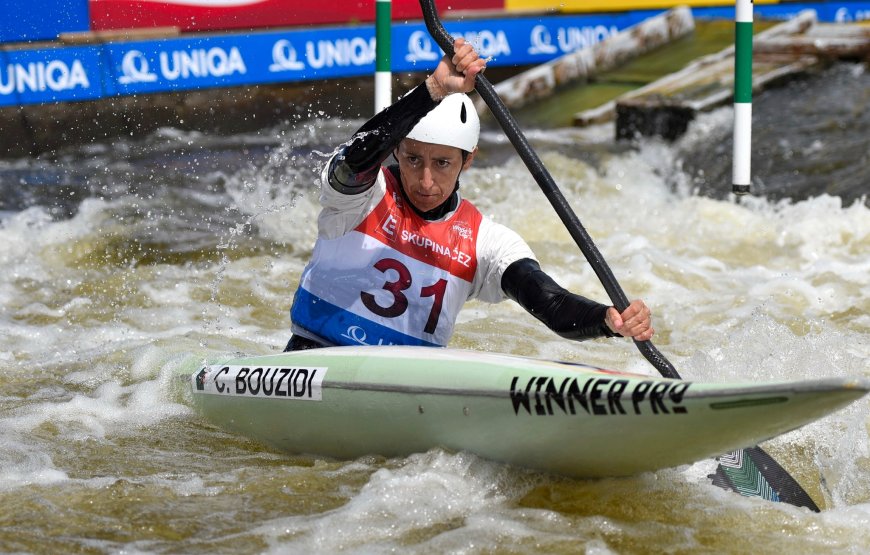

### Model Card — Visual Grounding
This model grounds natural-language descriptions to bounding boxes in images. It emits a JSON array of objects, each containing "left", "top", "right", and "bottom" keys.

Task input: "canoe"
[{"left": 188, "top": 346, "right": 869, "bottom": 478}]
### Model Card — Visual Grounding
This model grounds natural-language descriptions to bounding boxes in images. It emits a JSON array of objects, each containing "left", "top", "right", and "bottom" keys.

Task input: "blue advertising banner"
[
  {"left": 102, "top": 28, "right": 379, "bottom": 97},
  {"left": 392, "top": 12, "right": 647, "bottom": 70},
  {"left": 102, "top": 16, "right": 640, "bottom": 96},
  {"left": 1, "top": 3, "right": 867, "bottom": 108},
  {"left": 4, "top": 12, "right": 643, "bottom": 106},
  {"left": 696, "top": 1, "right": 870, "bottom": 21},
  {"left": 0, "top": 46, "right": 104, "bottom": 107}
]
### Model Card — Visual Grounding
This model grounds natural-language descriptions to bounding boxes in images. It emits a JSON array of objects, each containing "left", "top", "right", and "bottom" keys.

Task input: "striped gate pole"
[
  {"left": 732, "top": 0, "right": 753, "bottom": 195},
  {"left": 375, "top": 0, "right": 392, "bottom": 113}
]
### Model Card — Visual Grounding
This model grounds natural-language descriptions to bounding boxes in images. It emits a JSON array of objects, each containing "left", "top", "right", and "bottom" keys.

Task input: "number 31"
[{"left": 361, "top": 258, "right": 447, "bottom": 334}]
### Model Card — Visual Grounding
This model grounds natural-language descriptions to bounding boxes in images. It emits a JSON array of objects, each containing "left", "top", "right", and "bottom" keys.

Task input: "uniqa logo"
[
  {"left": 119, "top": 50, "right": 158, "bottom": 84},
  {"left": 270, "top": 39, "right": 305, "bottom": 72},
  {"left": 340, "top": 325, "right": 394, "bottom": 346},
  {"left": 160, "top": 46, "right": 247, "bottom": 80},
  {"left": 555, "top": 25, "right": 618, "bottom": 52},
  {"left": 528, "top": 24, "right": 618, "bottom": 55},
  {"left": 835, "top": 7, "right": 853, "bottom": 22},
  {"left": 0, "top": 59, "right": 90, "bottom": 95},
  {"left": 305, "top": 37, "right": 375, "bottom": 69},
  {"left": 118, "top": 46, "right": 247, "bottom": 83},
  {"left": 455, "top": 30, "right": 511, "bottom": 58},
  {"left": 834, "top": 7, "right": 870, "bottom": 22},
  {"left": 528, "top": 25, "right": 558, "bottom": 55},
  {"left": 405, "top": 29, "right": 510, "bottom": 62},
  {"left": 341, "top": 325, "right": 372, "bottom": 345},
  {"left": 406, "top": 30, "right": 440, "bottom": 63}
]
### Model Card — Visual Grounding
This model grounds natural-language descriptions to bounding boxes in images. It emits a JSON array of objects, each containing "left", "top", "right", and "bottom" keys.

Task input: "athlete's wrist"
[{"left": 425, "top": 76, "right": 447, "bottom": 102}]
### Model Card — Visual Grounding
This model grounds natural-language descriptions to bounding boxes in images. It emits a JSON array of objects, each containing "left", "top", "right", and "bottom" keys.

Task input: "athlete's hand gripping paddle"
[{"left": 417, "top": 0, "right": 819, "bottom": 512}]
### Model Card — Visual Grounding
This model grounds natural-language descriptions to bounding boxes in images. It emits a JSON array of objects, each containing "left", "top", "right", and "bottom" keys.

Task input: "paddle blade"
[{"left": 709, "top": 446, "right": 820, "bottom": 512}]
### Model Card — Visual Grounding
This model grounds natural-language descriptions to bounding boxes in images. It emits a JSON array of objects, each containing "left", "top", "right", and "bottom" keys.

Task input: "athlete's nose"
[{"left": 420, "top": 165, "right": 435, "bottom": 189}]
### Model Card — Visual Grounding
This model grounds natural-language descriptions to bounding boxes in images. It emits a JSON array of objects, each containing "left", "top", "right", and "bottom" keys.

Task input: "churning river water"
[{"left": 1, "top": 62, "right": 868, "bottom": 554}]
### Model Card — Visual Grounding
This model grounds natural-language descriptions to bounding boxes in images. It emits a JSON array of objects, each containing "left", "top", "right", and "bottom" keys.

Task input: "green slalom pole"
[
  {"left": 375, "top": 0, "right": 392, "bottom": 113},
  {"left": 732, "top": 0, "right": 753, "bottom": 195}
]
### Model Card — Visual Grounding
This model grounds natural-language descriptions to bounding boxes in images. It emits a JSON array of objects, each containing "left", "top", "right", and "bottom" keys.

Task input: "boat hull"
[{"left": 189, "top": 346, "right": 869, "bottom": 478}]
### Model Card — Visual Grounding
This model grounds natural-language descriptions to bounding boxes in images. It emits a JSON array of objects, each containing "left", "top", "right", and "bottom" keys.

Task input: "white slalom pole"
[
  {"left": 375, "top": 0, "right": 392, "bottom": 113},
  {"left": 732, "top": 0, "right": 753, "bottom": 195}
]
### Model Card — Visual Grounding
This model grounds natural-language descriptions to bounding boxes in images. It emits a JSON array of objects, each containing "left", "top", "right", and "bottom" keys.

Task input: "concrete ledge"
[{"left": 0, "top": 78, "right": 384, "bottom": 157}]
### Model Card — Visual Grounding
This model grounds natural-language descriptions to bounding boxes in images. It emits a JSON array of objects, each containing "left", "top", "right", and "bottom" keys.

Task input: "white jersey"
[{"left": 290, "top": 165, "right": 535, "bottom": 346}]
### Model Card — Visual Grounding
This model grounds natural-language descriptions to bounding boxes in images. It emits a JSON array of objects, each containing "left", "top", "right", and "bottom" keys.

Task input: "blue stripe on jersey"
[{"left": 291, "top": 287, "right": 439, "bottom": 347}]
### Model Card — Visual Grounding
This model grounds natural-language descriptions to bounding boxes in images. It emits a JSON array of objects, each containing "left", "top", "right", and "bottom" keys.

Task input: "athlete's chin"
[{"left": 409, "top": 196, "right": 442, "bottom": 213}]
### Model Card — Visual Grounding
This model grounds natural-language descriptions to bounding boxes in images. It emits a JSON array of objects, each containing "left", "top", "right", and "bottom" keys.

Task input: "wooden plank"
[
  {"left": 58, "top": 27, "right": 181, "bottom": 45},
  {"left": 754, "top": 36, "right": 870, "bottom": 59}
]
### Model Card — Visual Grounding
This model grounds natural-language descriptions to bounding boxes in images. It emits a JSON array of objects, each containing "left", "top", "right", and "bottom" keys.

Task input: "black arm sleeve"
[
  {"left": 327, "top": 83, "right": 437, "bottom": 194},
  {"left": 501, "top": 258, "right": 619, "bottom": 341}
]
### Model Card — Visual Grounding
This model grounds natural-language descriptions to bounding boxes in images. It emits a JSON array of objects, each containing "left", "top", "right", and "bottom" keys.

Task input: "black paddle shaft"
[
  {"left": 419, "top": 0, "right": 678, "bottom": 379},
  {"left": 416, "top": 2, "right": 823, "bottom": 512}
]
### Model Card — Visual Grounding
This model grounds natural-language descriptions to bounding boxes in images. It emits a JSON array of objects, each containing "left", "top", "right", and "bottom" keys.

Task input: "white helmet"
[{"left": 406, "top": 93, "right": 479, "bottom": 152}]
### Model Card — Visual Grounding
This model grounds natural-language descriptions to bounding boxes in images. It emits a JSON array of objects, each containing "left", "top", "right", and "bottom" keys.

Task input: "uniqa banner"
[
  {"left": 101, "top": 15, "right": 637, "bottom": 97},
  {"left": 2, "top": 3, "right": 868, "bottom": 107},
  {"left": 0, "top": 46, "right": 103, "bottom": 106}
]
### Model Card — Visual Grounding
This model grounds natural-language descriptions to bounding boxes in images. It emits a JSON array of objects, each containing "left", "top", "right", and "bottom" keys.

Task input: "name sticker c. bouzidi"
[{"left": 194, "top": 365, "right": 327, "bottom": 401}]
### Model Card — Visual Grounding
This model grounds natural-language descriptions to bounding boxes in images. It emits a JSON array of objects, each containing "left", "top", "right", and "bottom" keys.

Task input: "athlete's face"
[{"left": 395, "top": 139, "right": 476, "bottom": 213}]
